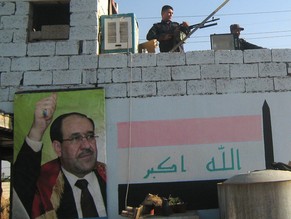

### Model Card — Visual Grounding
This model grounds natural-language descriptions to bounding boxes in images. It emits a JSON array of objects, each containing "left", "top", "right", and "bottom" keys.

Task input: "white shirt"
[{"left": 62, "top": 168, "right": 107, "bottom": 218}]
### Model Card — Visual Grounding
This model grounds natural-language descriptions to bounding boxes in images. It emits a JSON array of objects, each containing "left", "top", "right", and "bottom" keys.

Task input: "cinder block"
[
  {"left": 70, "top": 0, "right": 98, "bottom": 12},
  {"left": 97, "top": 68, "right": 112, "bottom": 84},
  {"left": 215, "top": 50, "right": 243, "bottom": 64},
  {"left": 99, "top": 53, "right": 127, "bottom": 68},
  {"left": 81, "top": 40, "right": 99, "bottom": 55},
  {"left": 82, "top": 69, "right": 97, "bottom": 84},
  {"left": 1, "top": 71, "right": 23, "bottom": 86},
  {"left": 1, "top": 15, "right": 28, "bottom": 29},
  {"left": 24, "top": 71, "right": 52, "bottom": 85},
  {"left": 246, "top": 78, "right": 274, "bottom": 92},
  {"left": 40, "top": 56, "right": 69, "bottom": 70},
  {"left": 27, "top": 42, "right": 56, "bottom": 56},
  {"left": 11, "top": 57, "right": 39, "bottom": 71},
  {"left": 186, "top": 50, "right": 214, "bottom": 65},
  {"left": 56, "top": 40, "right": 79, "bottom": 55},
  {"left": 201, "top": 64, "right": 229, "bottom": 79},
  {"left": 53, "top": 70, "right": 82, "bottom": 85},
  {"left": 0, "top": 30, "right": 13, "bottom": 43},
  {"left": 112, "top": 68, "right": 141, "bottom": 83},
  {"left": 142, "top": 67, "right": 171, "bottom": 81},
  {"left": 128, "top": 53, "right": 156, "bottom": 67},
  {"left": 13, "top": 29, "right": 27, "bottom": 43},
  {"left": 274, "top": 77, "right": 291, "bottom": 91},
  {"left": 244, "top": 49, "right": 271, "bottom": 63},
  {"left": 70, "top": 26, "right": 98, "bottom": 40},
  {"left": 157, "top": 81, "right": 186, "bottom": 96},
  {"left": 15, "top": 2, "right": 29, "bottom": 15},
  {"left": 0, "top": 43, "right": 26, "bottom": 57},
  {"left": 69, "top": 55, "right": 98, "bottom": 69},
  {"left": 157, "top": 52, "right": 186, "bottom": 66},
  {"left": 101, "top": 83, "right": 127, "bottom": 98},
  {"left": 272, "top": 49, "right": 291, "bottom": 62},
  {"left": 172, "top": 65, "right": 200, "bottom": 80},
  {"left": 0, "top": 88, "right": 9, "bottom": 101},
  {"left": 187, "top": 79, "right": 216, "bottom": 95},
  {"left": 127, "top": 82, "right": 156, "bottom": 97},
  {"left": 259, "top": 63, "right": 287, "bottom": 77},
  {"left": 0, "top": 58, "right": 11, "bottom": 71},
  {"left": 230, "top": 63, "right": 258, "bottom": 78},
  {"left": 0, "top": 2, "right": 15, "bottom": 15},
  {"left": 217, "top": 79, "right": 245, "bottom": 94},
  {"left": 70, "top": 12, "right": 98, "bottom": 26}
]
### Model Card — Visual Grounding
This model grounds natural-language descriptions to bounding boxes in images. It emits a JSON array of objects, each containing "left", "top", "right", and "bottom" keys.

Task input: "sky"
[{"left": 115, "top": 0, "right": 291, "bottom": 52}]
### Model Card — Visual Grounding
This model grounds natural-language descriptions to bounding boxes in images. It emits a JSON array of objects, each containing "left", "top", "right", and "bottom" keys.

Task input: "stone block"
[
  {"left": 186, "top": 50, "right": 214, "bottom": 65},
  {"left": 112, "top": 68, "right": 141, "bottom": 83},
  {"left": 142, "top": 67, "right": 171, "bottom": 81},
  {"left": 217, "top": 79, "right": 245, "bottom": 94},
  {"left": 11, "top": 57, "right": 39, "bottom": 71},
  {"left": 157, "top": 81, "right": 186, "bottom": 96},
  {"left": 230, "top": 63, "right": 258, "bottom": 78},
  {"left": 24, "top": 71, "right": 52, "bottom": 85},
  {"left": 172, "top": 65, "right": 200, "bottom": 80},
  {"left": 187, "top": 79, "right": 216, "bottom": 95},
  {"left": 244, "top": 49, "right": 271, "bottom": 63},
  {"left": 215, "top": 50, "right": 243, "bottom": 64},
  {"left": 201, "top": 64, "right": 229, "bottom": 79},
  {"left": 128, "top": 82, "right": 156, "bottom": 97},
  {"left": 27, "top": 42, "right": 56, "bottom": 56},
  {"left": 69, "top": 55, "right": 98, "bottom": 69},
  {"left": 157, "top": 52, "right": 186, "bottom": 66}
]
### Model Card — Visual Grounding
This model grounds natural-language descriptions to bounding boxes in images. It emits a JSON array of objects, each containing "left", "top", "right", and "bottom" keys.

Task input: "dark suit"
[{"left": 13, "top": 141, "right": 107, "bottom": 219}]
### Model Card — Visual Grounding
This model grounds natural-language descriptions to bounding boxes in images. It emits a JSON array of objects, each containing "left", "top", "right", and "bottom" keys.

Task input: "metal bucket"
[{"left": 218, "top": 170, "right": 291, "bottom": 219}]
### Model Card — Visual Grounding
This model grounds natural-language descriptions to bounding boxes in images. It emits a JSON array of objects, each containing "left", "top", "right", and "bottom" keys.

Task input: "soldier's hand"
[{"left": 182, "top": 21, "right": 189, "bottom": 27}]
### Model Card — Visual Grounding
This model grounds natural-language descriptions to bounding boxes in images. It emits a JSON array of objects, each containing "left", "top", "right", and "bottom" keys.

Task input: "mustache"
[{"left": 78, "top": 148, "right": 94, "bottom": 157}]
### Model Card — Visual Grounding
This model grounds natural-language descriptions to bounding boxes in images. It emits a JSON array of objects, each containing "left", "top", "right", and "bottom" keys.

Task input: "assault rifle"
[
  {"left": 187, "top": 17, "right": 220, "bottom": 30},
  {"left": 170, "top": 0, "right": 230, "bottom": 52}
]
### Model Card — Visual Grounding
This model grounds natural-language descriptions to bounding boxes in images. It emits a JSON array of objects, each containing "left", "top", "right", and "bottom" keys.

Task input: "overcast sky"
[{"left": 116, "top": 0, "right": 291, "bottom": 51}]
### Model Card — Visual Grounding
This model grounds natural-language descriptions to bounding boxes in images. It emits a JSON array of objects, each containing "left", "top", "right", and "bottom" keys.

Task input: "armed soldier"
[
  {"left": 146, "top": 5, "right": 189, "bottom": 53},
  {"left": 230, "top": 24, "right": 263, "bottom": 50}
]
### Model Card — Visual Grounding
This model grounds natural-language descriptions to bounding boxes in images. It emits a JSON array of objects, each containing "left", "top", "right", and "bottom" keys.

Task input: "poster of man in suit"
[{"left": 12, "top": 88, "right": 107, "bottom": 219}]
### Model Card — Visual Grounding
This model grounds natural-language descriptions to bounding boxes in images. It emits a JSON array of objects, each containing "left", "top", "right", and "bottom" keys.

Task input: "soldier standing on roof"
[
  {"left": 146, "top": 5, "right": 189, "bottom": 53},
  {"left": 230, "top": 24, "right": 263, "bottom": 50}
]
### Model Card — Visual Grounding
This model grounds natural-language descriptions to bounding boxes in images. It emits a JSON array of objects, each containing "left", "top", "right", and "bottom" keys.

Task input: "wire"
[
  {"left": 124, "top": 52, "right": 133, "bottom": 209},
  {"left": 137, "top": 9, "right": 291, "bottom": 20},
  {"left": 139, "top": 29, "right": 291, "bottom": 44}
]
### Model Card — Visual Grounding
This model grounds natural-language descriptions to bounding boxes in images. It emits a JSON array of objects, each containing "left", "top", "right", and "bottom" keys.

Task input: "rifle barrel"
[{"left": 188, "top": 18, "right": 220, "bottom": 29}]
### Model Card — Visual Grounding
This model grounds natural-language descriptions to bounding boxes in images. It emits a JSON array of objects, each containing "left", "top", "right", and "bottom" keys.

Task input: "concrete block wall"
[
  {"left": 0, "top": 0, "right": 109, "bottom": 113},
  {"left": 98, "top": 49, "right": 291, "bottom": 98},
  {"left": 2, "top": 49, "right": 291, "bottom": 113}
]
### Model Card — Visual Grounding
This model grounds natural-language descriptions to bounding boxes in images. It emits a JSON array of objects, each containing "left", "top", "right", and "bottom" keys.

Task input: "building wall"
[
  {"left": 2, "top": 49, "right": 291, "bottom": 113},
  {"left": 0, "top": 0, "right": 109, "bottom": 113},
  {"left": 2, "top": 48, "right": 291, "bottom": 218}
]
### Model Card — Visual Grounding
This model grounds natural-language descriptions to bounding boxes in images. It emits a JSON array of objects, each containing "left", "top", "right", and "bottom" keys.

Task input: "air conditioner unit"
[
  {"left": 100, "top": 13, "right": 139, "bottom": 54},
  {"left": 210, "top": 34, "right": 239, "bottom": 50}
]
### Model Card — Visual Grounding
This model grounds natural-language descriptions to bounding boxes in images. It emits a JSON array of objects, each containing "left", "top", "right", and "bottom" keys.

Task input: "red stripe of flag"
[{"left": 117, "top": 115, "right": 262, "bottom": 148}]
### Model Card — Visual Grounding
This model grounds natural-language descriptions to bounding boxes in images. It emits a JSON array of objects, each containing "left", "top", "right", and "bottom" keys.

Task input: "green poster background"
[{"left": 13, "top": 88, "right": 106, "bottom": 164}]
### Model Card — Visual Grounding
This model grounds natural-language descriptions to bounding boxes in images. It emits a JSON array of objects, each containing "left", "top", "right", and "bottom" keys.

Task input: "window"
[{"left": 28, "top": 1, "right": 70, "bottom": 42}]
